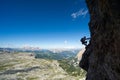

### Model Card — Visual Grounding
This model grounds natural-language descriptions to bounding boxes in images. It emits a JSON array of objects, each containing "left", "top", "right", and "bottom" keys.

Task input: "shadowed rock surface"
[{"left": 80, "top": 0, "right": 120, "bottom": 80}]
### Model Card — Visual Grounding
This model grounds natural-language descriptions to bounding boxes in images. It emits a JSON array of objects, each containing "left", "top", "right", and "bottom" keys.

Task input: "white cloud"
[
  {"left": 64, "top": 40, "right": 68, "bottom": 45},
  {"left": 64, "top": 45, "right": 76, "bottom": 49},
  {"left": 22, "top": 44, "right": 35, "bottom": 48},
  {"left": 71, "top": 8, "right": 88, "bottom": 19}
]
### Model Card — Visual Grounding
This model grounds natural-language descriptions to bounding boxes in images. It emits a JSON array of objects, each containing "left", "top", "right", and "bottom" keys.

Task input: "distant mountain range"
[
  {"left": 34, "top": 49, "right": 80, "bottom": 60},
  {"left": 0, "top": 47, "right": 81, "bottom": 60}
]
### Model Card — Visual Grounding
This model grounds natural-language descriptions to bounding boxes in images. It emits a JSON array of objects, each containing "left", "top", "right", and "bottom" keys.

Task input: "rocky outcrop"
[
  {"left": 80, "top": 0, "right": 120, "bottom": 80},
  {"left": 76, "top": 48, "right": 85, "bottom": 61}
]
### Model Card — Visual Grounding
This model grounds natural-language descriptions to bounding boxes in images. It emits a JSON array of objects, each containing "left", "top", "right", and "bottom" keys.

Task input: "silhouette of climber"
[
  {"left": 79, "top": 36, "right": 91, "bottom": 71},
  {"left": 80, "top": 36, "right": 90, "bottom": 46}
]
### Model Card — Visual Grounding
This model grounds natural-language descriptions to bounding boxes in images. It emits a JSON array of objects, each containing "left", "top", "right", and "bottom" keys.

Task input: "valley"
[{"left": 0, "top": 48, "right": 86, "bottom": 80}]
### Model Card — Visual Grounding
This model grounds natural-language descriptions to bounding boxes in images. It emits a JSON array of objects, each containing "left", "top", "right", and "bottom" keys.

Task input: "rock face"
[
  {"left": 80, "top": 0, "right": 120, "bottom": 80},
  {"left": 76, "top": 48, "right": 85, "bottom": 61}
]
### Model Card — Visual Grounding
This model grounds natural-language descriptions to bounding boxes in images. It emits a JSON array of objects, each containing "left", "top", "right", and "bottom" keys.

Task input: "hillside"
[
  {"left": 0, "top": 52, "right": 85, "bottom": 80},
  {"left": 34, "top": 49, "right": 79, "bottom": 60}
]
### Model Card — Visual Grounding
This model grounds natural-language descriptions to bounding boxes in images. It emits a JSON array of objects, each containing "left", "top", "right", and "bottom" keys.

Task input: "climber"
[
  {"left": 79, "top": 36, "right": 91, "bottom": 71},
  {"left": 80, "top": 36, "right": 90, "bottom": 46}
]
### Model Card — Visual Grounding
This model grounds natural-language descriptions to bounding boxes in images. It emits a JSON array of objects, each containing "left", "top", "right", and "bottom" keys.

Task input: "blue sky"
[{"left": 0, "top": 0, "right": 90, "bottom": 49}]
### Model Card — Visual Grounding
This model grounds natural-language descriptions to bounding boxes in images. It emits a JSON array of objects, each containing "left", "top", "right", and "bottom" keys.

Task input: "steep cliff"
[{"left": 80, "top": 0, "right": 120, "bottom": 80}]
